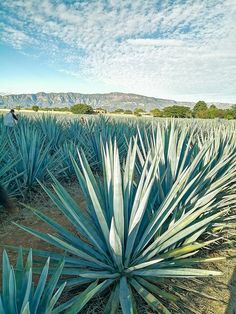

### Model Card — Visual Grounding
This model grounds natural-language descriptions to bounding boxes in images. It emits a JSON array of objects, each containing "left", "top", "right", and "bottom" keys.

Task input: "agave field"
[{"left": 0, "top": 114, "right": 236, "bottom": 313}]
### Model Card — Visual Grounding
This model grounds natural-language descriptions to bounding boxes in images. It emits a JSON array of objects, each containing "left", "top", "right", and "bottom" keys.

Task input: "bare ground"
[{"left": 0, "top": 181, "right": 235, "bottom": 314}]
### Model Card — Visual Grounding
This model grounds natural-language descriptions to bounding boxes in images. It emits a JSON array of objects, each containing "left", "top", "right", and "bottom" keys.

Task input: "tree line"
[
  {"left": 150, "top": 101, "right": 236, "bottom": 119},
  {"left": 14, "top": 101, "right": 236, "bottom": 119},
  {"left": 111, "top": 101, "right": 236, "bottom": 119}
]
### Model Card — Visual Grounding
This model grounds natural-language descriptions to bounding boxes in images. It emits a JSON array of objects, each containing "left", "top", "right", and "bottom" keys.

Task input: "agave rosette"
[
  {"left": 7, "top": 125, "right": 65, "bottom": 193},
  {"left": 12, "top": 136, "right": 236, "bottom": 313}
]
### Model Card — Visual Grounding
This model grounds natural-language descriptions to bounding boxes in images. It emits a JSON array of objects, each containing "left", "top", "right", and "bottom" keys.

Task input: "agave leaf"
[
  {"left": 2, "top": 245, "right": 92, "bottom": 268},
  {"left": 21, "top": 302, "right": 30, "bottom": 314},
  {"left": 119, "top": 277, "right": 135, "bottom": 314},
  {"left": 14, "top": 223, "right": 109, "bottom": 269},
  {"left": 129, "top": 240, "right": 218, "bottom": 271},
  {"left": 123, "top": 138, "right": 138, "bottom": 234},
  {"left": 136, "top": 277, "right": 178, "bottom": 302},
  {"left": 109, "top": 218, "right": 123, "bottom": 270},
  {"left": 133, "top": 268, "right": 222, "bottom": 277},
  {"left": 20, "top": 269, "right": 32, "bottom": 313},
  {"left": 65, "top": 281, "right": 103, "bottom": 314},
  {"left": 145, "top": 200, "right": 214, "bottom": 254},
  {"left": 137, "top": 207, "right": 227, "bottom": 264},
  {"left": 78, "top": 271, "right": 119, "bottom": 279},
  {"left": 2, "top": 250, "right": 11, "bottom": 307},
  {"left": 47, "top": 282, "right": 67, "bottom": 313},
  {"left": 53, "top": 279, "right": 113, "bottom": 314},
  {"left": 28, "top": 204, "right": 105, "bottom": 262},
  {"left": 134, "top": 157, "right": 204, "bottom": 256},
  {"left": 15, "top": 247, "right": 24, "bottom": 288},
  {"left": 39, "top": 259, "right": 65, "bottom": 310},
  {"left": 25, "top": 249, "right": 33, "bottom": 273},
  {"left": 0, "top": 296, "right": 6, "bottom": 314},
  {"left": 31, "top": 258, "right": 50, "bottom": 313},
  {"left": 101, "top": 141, "right": 113, "bottom": 224},
  {"left": 113, "top": 141, "right": 124, "bottom": 246},
  {"left": 130, "top": 278, "right": 171, "bottom": 314},
  {"left": 9, "top": 267, "right": 17, "bottom": 314},
  {"left": 46, "top": 234, "right": 110, "bottom": 269},
  {"left": 78, "top": 152, "right": 110, "bottom": 247},
  {"left": 38, "top": 181, "right": 107, "bottom": 256},
  {"left": 155, "top": 210, "right": 228, "bottom": 255},
  {"left": 103, "top": 283, "right": 120, "bottom": 314},
  {"left": 70, "top": 153, "right": 98, "bottom": 217},
  {"left": 125, "top": 154, "right": 156, "bottom": 266},
  {"left": 59, "top": 277, "right": 93, "bottom": 289}
]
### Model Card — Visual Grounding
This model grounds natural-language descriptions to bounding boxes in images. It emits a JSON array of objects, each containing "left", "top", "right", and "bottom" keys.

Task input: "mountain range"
[{"left": 0, "top": 92, "right": 233, "bottom": 111}]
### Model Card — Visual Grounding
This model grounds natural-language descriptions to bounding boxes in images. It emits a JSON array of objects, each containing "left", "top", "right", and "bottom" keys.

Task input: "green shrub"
[
  {"left": 71, "top": 103, "right": 94, "bottom": 114},
  {"left": 124, "top": 110, "right": 133, "bottom": 114},
  {"left": 32, "top": 105, "right": 39, "bottom": 112}
]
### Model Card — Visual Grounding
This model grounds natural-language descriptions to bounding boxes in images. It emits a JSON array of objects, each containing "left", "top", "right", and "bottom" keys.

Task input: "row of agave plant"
[
  {"left": 0, "top": 114, "right": 136, "bottom": 197},
  {"left": 1, "top": 114, "right": 236, "bottom": 313},
  {"left": 1, "top": 114, "right": 235, "bottom": 198}
]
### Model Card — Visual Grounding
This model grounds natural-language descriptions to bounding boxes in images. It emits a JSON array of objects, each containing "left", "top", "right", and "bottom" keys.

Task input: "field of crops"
[{"left": 0, "top": 114, "right": 236, "bottom": 313}]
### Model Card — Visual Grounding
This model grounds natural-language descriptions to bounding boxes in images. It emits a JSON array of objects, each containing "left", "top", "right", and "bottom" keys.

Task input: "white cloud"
[
  {"left": 127, "top": 39, "right": 184, "bottom": 47},
  {"left": 0, "top": 0, "right": 236, "bottom": 102},
  {"left": 0, "top": 26, "right": 34, "bottom": 49}
]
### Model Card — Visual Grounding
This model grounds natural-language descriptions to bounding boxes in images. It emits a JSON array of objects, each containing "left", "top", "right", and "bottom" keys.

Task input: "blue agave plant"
[
  {"left": 0, "top": 249, "right": 66, "bottom": 314},
  {"left": 13, "top": 137, "right": 235, "bottom": 313}
]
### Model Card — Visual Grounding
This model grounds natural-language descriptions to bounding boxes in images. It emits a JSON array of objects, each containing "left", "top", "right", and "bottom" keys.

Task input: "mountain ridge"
[{"left": 0, "top": 92, "right": 233, "bottom": 111}]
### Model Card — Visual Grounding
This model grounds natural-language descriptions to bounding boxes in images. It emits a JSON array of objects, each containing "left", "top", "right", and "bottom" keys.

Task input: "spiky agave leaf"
[
  {"left": 13, "top": 139, "right": 235, "bottom": 313},
  {"left": 0, "top": 248, "right": 66, "bottom": 314},
  {"left": 136, "top": 121, "right": 236, "bottom": 235},
  {"left": 0, "top": 135, "right": 23, "bottom": 197},
  {"left": 38, "top": 114, "right": 66, "bottom": 150},
  {"left": 7, "top": 126, "right": 65, "bottom": 193}
]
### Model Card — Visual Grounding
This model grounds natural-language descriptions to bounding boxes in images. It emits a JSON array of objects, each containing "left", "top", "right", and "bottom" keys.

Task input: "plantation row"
[
  {"left": 1, "top": 114, "right": 236, "bottom": 198},
  {"left": 0, "top": 114, "right": 132, "bottom": 197},
  {"left": 0, "top": 114, "right": 236, "bottom": 313}
]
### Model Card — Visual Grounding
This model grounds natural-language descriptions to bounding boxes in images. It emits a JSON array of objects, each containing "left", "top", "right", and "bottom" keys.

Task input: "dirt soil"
[{"left": 0, "top": 181, "right": 235, "bottom": 314}]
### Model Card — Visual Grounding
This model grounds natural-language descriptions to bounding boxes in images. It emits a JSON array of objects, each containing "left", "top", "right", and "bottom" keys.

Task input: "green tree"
[
  {"left": 217, "top": 109, "right": 226, "bottom": 119},
  {"left": 163, "top": 106, "right": 192, "bottom": 118},
  {"left": 207, "top": 105, "right": 218, "bottom": 119},
  {"left": 113, "top": 108, "right": 124, "bottom": 113},
  {"left": 193, "top": 101, "right": 208, "bottom": 118},
  {"left": 134, "top": 108, "right": 145, "bottom": 115},
  {"left": 150, "top": 108, "right": 163, "bottom": 117},
  {"left": 124, "top": 110, "right": 133, "bottom": 114},
  {"left": 224, "top": 108, "right": 234, "bottom": 120},
  {"left": 70, "top": 103, "right": 94, "bottom": 114},
  {"left": 32, "top": 105, "right": 39, "bottom": 112},
  {"left": 229, "top": 105, "right": 236, "bottom": 119}
]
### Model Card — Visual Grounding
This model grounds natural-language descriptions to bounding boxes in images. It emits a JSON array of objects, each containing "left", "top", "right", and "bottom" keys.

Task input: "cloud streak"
[
  {"left": 127, "top": 39, "right": 184, "bottom": 47},
  {"left": 0, "top": 0, "right": 235, "bottom": 102}
]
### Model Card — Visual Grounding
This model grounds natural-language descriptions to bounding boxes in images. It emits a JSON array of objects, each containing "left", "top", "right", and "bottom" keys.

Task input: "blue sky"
[{"left": 0, "top": 0, "right": 235, "bottom": 103}]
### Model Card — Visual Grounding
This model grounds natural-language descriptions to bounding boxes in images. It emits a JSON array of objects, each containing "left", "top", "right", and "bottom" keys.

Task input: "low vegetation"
[
  {"left": 3, "top": 100, "right": 236, "bottom": 119},
  {"left": 112, "top": 101, "right": 236, "bottom": 119},
  {"left": 70, "top": 103, "right": 94, "bottom": 114}
]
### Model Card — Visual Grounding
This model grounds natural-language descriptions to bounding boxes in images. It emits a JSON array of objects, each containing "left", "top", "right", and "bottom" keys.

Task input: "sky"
[{"left": 0, "top": 0, "right": 236, "bottom": 103}]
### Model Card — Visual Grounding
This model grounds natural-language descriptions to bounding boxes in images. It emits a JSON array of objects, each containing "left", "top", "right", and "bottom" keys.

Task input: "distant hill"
[{"left": 0, "top": 92, "right": 233, "bottom": 111}]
